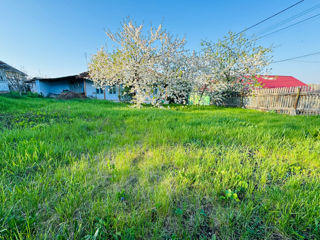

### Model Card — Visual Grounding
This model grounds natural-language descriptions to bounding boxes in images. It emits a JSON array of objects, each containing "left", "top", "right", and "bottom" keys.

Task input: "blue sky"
[{"left": 0, "top": 0, "right": 319, "bottom": 83}]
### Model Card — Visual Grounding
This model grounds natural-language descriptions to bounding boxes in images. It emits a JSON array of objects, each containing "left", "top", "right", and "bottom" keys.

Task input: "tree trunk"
[{"left": 198, "top": 84, "right": 207, "bottom": 105}]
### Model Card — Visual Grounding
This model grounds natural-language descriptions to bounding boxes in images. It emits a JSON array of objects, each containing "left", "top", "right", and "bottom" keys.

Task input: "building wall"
[
  {"left": 70, "top": 81, "right": 84, "bottom": 93},
  {"left": 85, "top": 80, "right": 120, "bottom": 101},
  {"left": 33, "top": 78, "right": 120, "bottom": 101},
  {"left": 0, "top": 82, "right": 9, "bottom": 92},
  {"left": 29, "top": 81, "right": 38, "bottom": 93},
  {"left": 0, "top": 69, "right": 9, "bottom": 92},
  {"left": 36, "top": 80, "right": 84, "bottom": 97},
  {"left": 37, "top": 80, "right": 69, "bottom": 96},
  {"left": 85, "top": 80, "right": 99, "bottom": 98}
]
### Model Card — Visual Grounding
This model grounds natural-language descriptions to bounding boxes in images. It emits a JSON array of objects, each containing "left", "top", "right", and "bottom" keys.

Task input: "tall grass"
[{"left": 0, "top": 94, "right": 320, "bottom": 239}]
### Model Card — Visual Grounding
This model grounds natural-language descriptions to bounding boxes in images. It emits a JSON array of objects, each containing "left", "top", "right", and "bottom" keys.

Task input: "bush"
[
  {"left": 26, "top": 92, "right": 43, "bottom": 98},
  {"left": 6, "top": 91, "right": 23, "bottom": 98}
]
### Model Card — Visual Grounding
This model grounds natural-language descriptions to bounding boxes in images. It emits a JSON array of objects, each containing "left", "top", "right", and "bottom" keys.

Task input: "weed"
[{"left": 0, "top": 94, "right": 319, "bottom": 239}]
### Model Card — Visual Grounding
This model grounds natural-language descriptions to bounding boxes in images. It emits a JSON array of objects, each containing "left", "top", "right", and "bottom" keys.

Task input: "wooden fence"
[{"left": 246, "top": 84, "right": 320, "bottom": 115}]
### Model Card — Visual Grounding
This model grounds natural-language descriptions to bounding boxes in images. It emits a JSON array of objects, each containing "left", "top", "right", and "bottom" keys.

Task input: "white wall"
[
  {"left": 85, "top": 80, "right": 120, "bottom": 101},
  {"left": 0, "top": 70, "right": 9, "bottom": 92}
]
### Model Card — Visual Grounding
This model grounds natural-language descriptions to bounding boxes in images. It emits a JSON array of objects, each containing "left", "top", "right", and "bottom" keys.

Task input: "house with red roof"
[{"left": 256, "top": 75, "right": 307, "bottom": 89}]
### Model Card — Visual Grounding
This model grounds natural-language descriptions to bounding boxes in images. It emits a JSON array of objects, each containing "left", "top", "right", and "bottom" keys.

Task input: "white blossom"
[
  {"left": 89, "top": 20, "right": 197, "bottom": 107},
  {"left": 197, "top": 32, "right": 272, "bottom": 105},
  {"left": 89, "top": 24, "right": 272, "bottom": 107}
]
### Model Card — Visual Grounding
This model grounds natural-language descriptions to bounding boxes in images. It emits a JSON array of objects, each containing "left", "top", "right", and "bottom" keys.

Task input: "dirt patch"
[{"left": 57, "top": 91, "right": 87, "bottom": 100}]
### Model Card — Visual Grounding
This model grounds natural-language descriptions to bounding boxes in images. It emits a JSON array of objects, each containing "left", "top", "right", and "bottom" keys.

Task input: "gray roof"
[
  {"left": 0, "top": 61, "right": 27, "bottom": 76},
  {"left": 26, "top": 72, "right": 89, "bottom": 83}
]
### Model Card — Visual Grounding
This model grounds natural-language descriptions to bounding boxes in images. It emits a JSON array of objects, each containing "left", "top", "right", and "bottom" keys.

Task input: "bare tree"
[{"left": 7, "top": 72, "right": 28, "bottom": 95}]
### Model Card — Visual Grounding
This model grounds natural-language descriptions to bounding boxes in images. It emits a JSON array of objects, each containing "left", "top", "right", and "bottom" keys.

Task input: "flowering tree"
[
  {"left": 88, "top": 49, "right": 125, "bottom": 89},
  {"left": 198, "top": 32, "right": 272, "bottom": 105},
  {"left": 89, "top": 20, "right": 195, "bottom": 107},
  {"left": 89, "top": 24, "right": 272, "bottom": 107},
  {"left": 153, "top": 52, "right": 198, "bottom": 105}
]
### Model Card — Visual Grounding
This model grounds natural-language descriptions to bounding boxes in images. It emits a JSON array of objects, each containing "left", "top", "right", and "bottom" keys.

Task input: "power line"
[
  {"left": 291, "top": 59, "right": 320, "bottom": 63},
  {"left": 272, "top": 51, "right": 320, "bottom": 63},
  {"left": 258, "top": 12, "right": 320, "bottom": 39},
  {"left": 256, "top": 2, "right": 320, "bottom": 36},
  {"left": 236, "top": 0, "right": 305, "bottom": 36}
]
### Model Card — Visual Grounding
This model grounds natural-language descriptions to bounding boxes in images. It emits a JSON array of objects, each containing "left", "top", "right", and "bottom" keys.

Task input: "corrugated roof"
[
  {"left": 0, "top": 61, "right": 27, "bottom": 76},
  {"left": 256, "top": 75, "right": 307, "bottom": 88},
  {"left": 27, "top": 72, "right": 89, "bottom": 83}
]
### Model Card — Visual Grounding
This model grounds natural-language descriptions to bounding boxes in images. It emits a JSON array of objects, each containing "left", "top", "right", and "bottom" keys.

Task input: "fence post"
[{"left": 293, "top": 87, "right": 301, "bottom": 115}]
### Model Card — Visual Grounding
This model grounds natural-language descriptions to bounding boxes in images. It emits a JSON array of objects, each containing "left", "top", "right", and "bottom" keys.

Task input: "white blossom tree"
[
  {"left": 89, "top": 23, "right": 272, "bottom": 107},
  {"left": 89, "top": 19, "right": 195, "bottom": 107},
  {"left": 198, "top": 32, "right": 272, "bottom": 105},
  {"left": 88, "top": 49, "right": 125, "bottom": 89},
  {"left": 152, "top": 52, "right": 198, "bottom": 105}
]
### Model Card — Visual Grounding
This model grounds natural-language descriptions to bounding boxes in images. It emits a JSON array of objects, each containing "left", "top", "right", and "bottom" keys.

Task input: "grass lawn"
[{"left": 1, "top": 94, "right": 320, "bottom": 239}]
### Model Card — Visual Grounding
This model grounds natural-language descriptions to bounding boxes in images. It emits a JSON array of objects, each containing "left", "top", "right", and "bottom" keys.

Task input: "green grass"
[{"left": 0, "top": 94, "right": 320, "bottom": 239}]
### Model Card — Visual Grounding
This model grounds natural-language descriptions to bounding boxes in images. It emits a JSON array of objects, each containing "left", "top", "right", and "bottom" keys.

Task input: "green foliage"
[
  {"left": 220, "top": 189, "right": 240, "bottom": 202},
  {"left": 25, "top": 91, "right": 43, "bottom": 98},
  {"left": 0, "top": 94, "right": 320, "bottom": 239},
  {"left": 6, "top": 91, "right": 23, "bottom": 98},
  {"left": 189, "top": 93, "right": 210, "bottom": 105}
]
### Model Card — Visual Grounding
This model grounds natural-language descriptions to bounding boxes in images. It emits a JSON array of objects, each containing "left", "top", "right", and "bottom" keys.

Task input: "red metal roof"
[{"left": 256, "top": 75, "right": 307, "bottom": 88}]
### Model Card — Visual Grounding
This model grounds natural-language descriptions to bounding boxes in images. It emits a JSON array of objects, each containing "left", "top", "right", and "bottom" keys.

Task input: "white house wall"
[
  {"left": 29, "top": 80, "right": 39, "bottom": 93},
  {"left": 85, "top": 80, "right": 120, "bottom": 101},
  {"left": 85, "top": 80, "right": 99, "bottom": 98},
  {"left": 0, "top": 70, "right": 9, "bottom": 92},
  {"left": 0, "top": 82, "right": 9, "bottom": 92},
  {"left": 105, "top": 86, "right": 120, "bottom": 101}
]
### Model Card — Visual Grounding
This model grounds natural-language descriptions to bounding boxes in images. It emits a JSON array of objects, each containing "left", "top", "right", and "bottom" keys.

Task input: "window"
[
  {"left": 96, "top": 88, "right": 104, "bottom": 94},
  {"left": 108, "top": 86, "right": 117, "bottom": 94}
]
